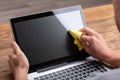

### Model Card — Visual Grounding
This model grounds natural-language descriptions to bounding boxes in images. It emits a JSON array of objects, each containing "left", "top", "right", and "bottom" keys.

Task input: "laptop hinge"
[{"left": 37, "top": 62, "right": 68, "bottom": 73}]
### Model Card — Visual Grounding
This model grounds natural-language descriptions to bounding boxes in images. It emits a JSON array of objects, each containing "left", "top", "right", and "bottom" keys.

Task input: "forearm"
[
  {"left": 104, "top": 51, "right": 120, "bottom": 67},
  {"left": 112, "top": 0, "right": 120, "bottom": 11},
  {"left": 112, "top": 0, "right": 120, "bottom": 30}
]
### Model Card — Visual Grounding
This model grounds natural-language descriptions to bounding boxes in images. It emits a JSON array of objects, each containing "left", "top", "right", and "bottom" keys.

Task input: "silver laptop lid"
[{"left": 10, "top": 5, "right": 88, "bottom": 73}]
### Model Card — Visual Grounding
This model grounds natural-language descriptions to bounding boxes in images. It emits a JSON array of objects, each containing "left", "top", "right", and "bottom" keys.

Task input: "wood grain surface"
[{"left": 0, "top": 3, "right": 120, "bottom": 80}]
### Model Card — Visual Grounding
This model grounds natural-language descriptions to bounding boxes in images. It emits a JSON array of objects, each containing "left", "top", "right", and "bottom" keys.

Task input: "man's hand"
[
  {"left": 80, "top": 27, "right": 112, "bottom": 60},
  {"left": 80, "top": 27, "right": 120, "bottom": 67},
  {"left": 8, "top": 42, "right": 29, "bottom": 80}
]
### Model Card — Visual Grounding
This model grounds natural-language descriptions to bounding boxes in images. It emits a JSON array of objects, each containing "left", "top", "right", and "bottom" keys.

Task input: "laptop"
[{"left": 10, "top": 5, "right": 110, "bottom": 80}]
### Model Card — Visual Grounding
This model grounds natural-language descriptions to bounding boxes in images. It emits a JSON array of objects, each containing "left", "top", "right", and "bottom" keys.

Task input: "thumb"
[{"left": 11, "top": 42, "right": 22, "bottom": 55}]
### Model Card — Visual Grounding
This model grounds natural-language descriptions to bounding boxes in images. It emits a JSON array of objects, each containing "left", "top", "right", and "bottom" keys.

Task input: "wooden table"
[{"left": 0, "top": 4, "right": 120, "bottom": 80}]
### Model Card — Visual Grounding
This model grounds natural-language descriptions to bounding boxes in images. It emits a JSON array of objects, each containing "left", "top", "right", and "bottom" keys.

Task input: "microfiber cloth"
[{"left": 69, "top": 29, "right": 83, "bottom": 51}]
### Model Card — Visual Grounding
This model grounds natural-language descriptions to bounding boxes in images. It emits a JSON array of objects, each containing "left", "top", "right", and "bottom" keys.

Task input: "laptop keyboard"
[{"left": 33, "top": 61, "right": 108, "bottom": 80}]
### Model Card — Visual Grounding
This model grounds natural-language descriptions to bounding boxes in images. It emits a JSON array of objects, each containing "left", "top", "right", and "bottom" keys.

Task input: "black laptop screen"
[{"left": 11, "top": 6, "right": 87, "bottom": 71}]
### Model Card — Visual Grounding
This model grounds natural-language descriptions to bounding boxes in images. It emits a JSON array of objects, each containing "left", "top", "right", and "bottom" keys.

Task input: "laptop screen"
[{"left": 11, "top": 5, "right": 88, "bottom": 72}]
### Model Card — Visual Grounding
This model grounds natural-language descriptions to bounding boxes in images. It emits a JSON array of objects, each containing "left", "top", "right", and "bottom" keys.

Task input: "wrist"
[
  {"left": 104, "top": 51, "right": 120, "bottom": 67},
  {"left": 97, "top": 49, "right": 112, "bottom": 63},
  {"left": 14, "top": 70, "right": 28, "bottom": 80},
  {"left": 14, "top": 74, "right": 27, "bottom": 80}
]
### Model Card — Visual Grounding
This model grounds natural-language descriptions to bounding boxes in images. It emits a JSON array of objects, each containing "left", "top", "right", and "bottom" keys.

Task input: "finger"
[
  {"left": 11, "top": 42, "right": 28, "bottom": 63},
  {"left": 79, "top": 27, "right": 86, "bottom": 32},
  {"left": 80, "top": 35, "right": 92, "bottom": 44},
  {"left": 9, "top": 54, "right": 17, "bottom": 64},
  {"left": 8, "top": 57, "right": 14, "bottom": 69},
  {"left": 80, "top": 27, "right": 98, "bottom": 36},
  {"left": 79, "top": 27, "right": 86, "bottom": 34},
  {"left": 8, "top": 60, "right": 12, "bottom": 68},
  {"left": 11, "top": 42, "right": 21, "bottom": 55},
  {"left": 80, "top": 35, "right": 90, "bottom": 52}
]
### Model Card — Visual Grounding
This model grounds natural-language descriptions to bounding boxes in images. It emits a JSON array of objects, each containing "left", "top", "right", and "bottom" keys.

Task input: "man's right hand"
[{"left": 80, "top": 27, "right": 120, "bottom": 67}]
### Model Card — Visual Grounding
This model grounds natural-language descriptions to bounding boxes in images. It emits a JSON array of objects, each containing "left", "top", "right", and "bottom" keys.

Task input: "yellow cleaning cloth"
[{"left": 69, "top": 29, "right": 83, "bottom": 51}]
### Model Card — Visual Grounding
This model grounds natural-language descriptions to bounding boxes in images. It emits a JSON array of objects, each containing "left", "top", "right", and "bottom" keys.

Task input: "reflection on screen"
[{"left": 54, "top": 10, "right": 85, "bottom": 31}]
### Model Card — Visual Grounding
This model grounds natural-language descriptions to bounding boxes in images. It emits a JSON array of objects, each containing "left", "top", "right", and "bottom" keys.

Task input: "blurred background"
[{"left": 0, "top": 0, "right": 111, "bottom": 23}]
